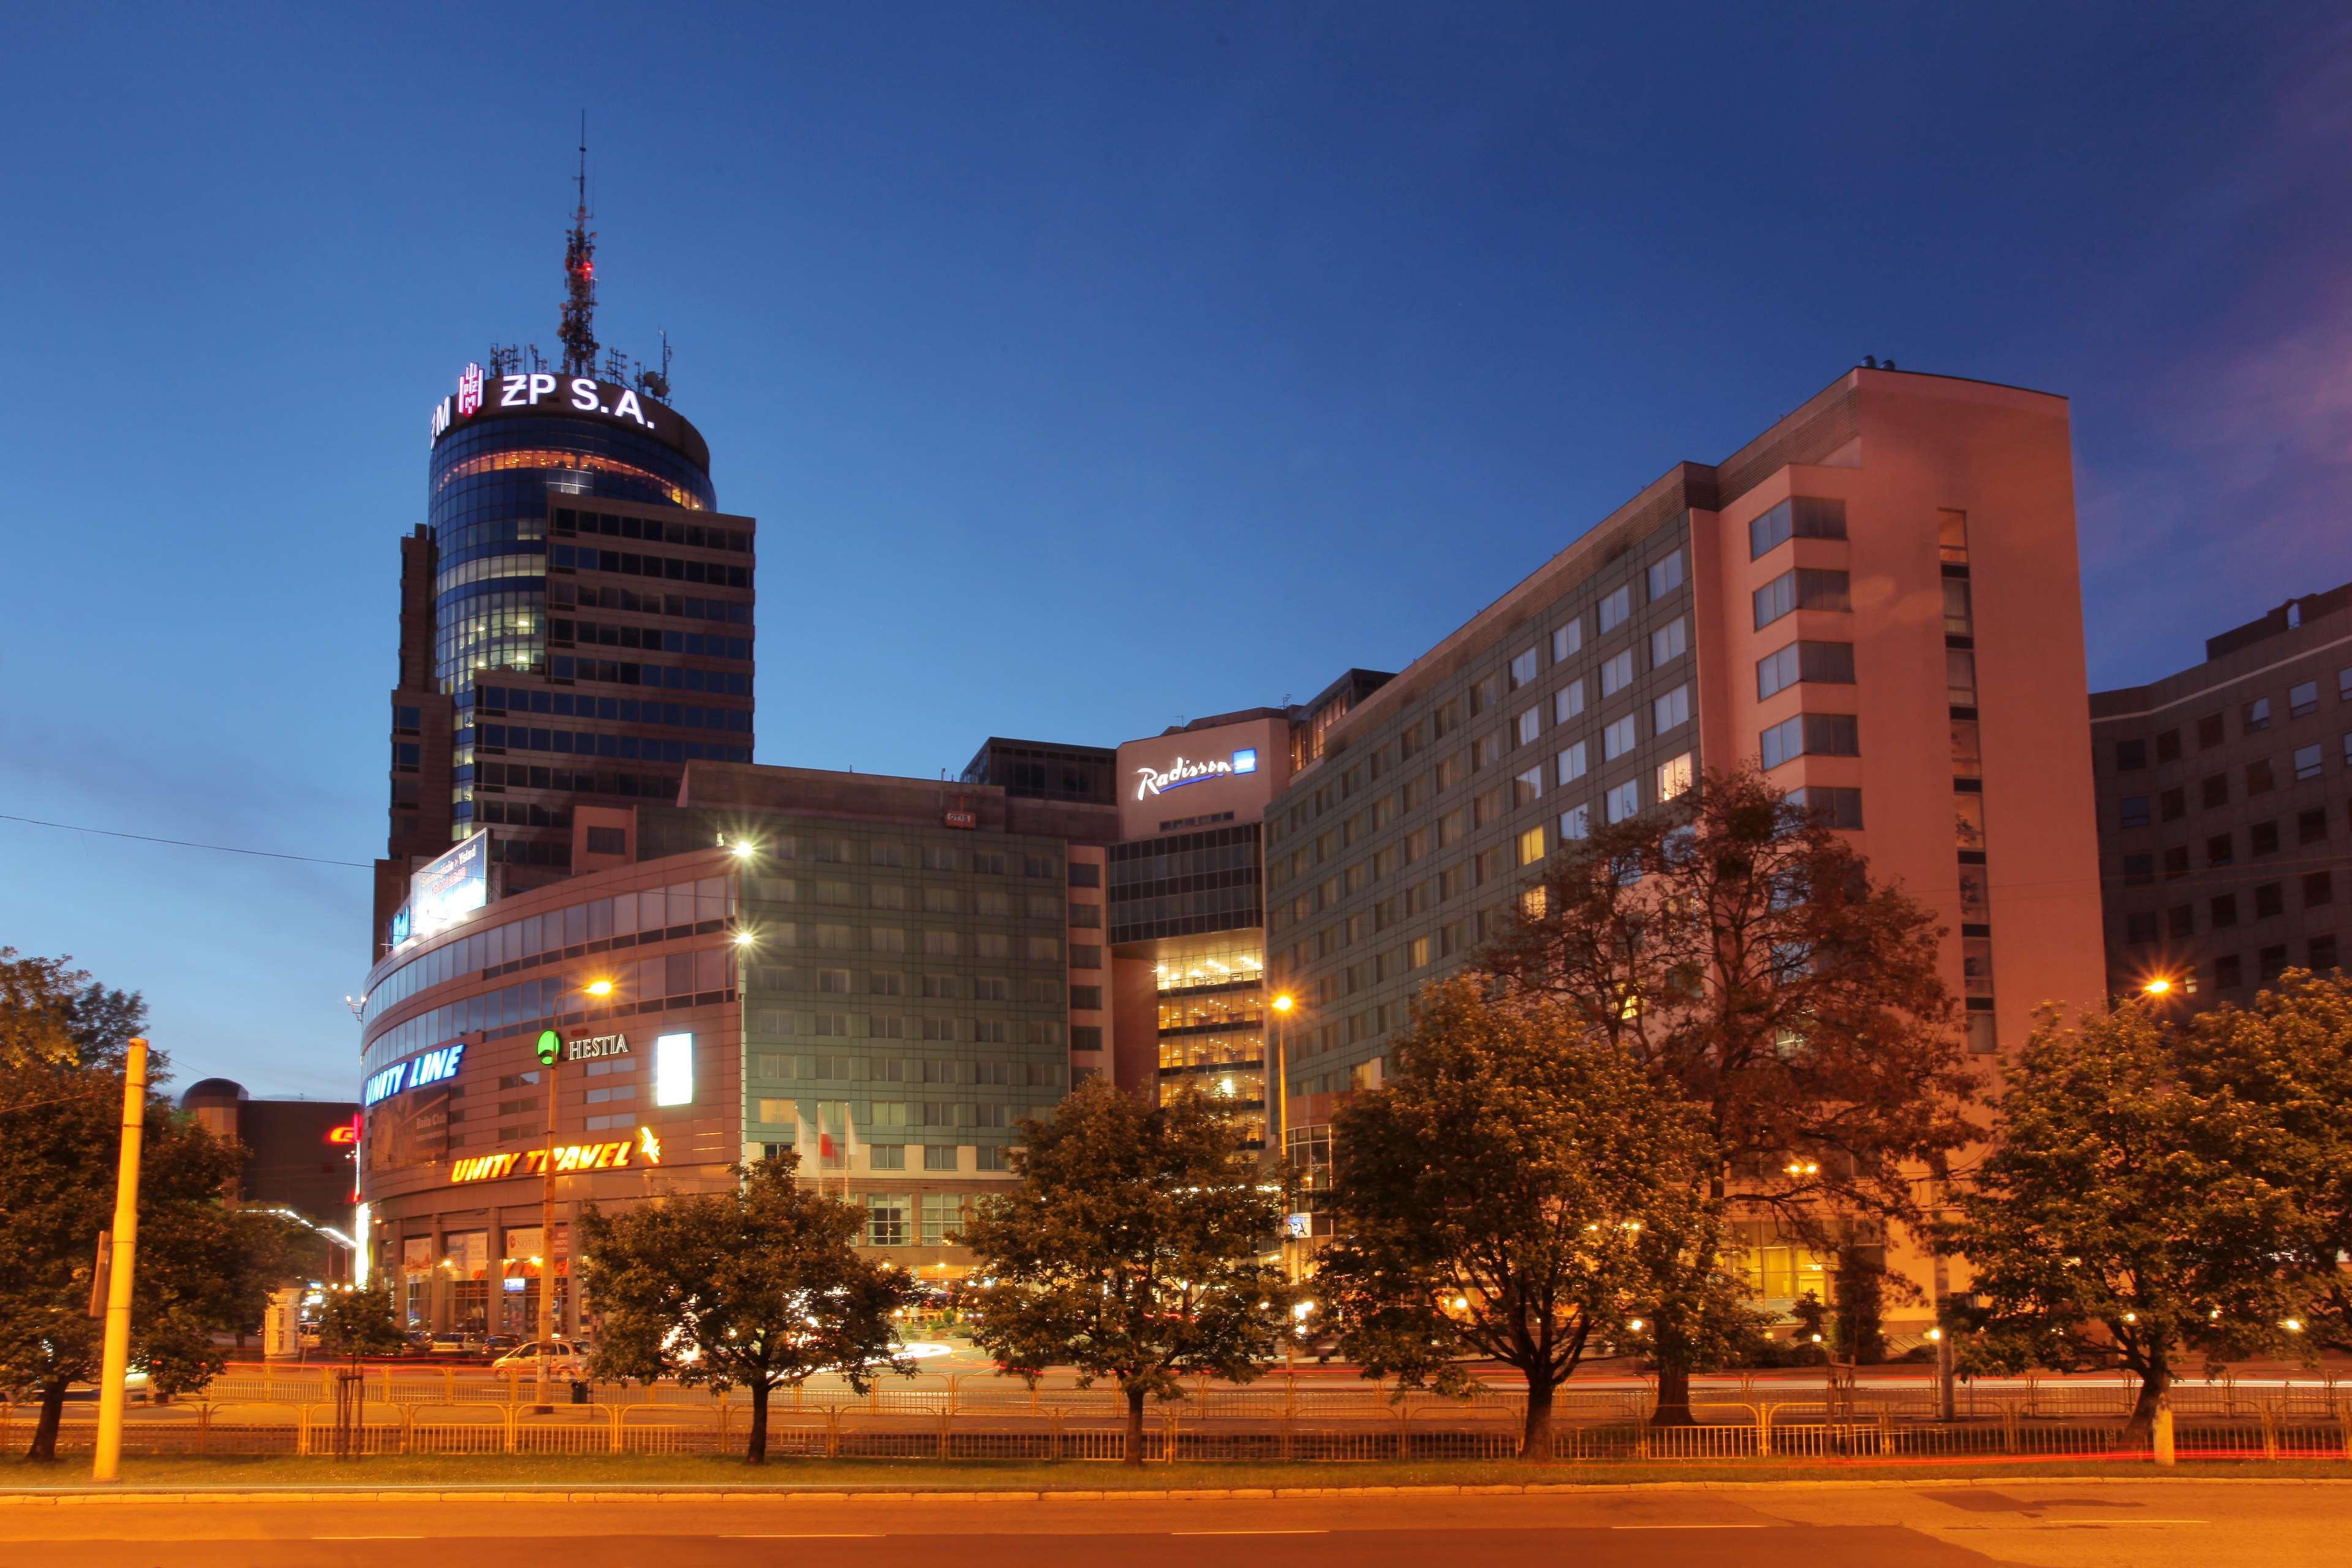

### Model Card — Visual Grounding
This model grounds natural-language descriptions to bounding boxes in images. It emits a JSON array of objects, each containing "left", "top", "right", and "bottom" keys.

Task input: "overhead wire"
[{"left": 0, "top": 812, "right": 372, "bottom": 870}]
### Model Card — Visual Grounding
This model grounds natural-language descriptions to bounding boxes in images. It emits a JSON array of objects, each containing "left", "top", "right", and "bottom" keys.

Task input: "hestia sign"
[
  {"left": 1133, "top": 747, "right": 1257, "bottom": 801},
  {"left": 363, "top": 1041, "right": 467, "bottom": 1108},
  {"left": 566, "top": 1033, "right": 629, "bottom": 1062}
]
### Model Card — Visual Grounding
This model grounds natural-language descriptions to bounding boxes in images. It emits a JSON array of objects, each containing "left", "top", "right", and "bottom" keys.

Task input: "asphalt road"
[{"left": 3, "top": 1482, "right": 2342, "bottom": 1568}]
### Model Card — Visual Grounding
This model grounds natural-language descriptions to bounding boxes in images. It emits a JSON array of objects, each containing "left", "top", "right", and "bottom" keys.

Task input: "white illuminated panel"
[{"left": 654, "top": 1032, "right": 695, "bottom": 1107}]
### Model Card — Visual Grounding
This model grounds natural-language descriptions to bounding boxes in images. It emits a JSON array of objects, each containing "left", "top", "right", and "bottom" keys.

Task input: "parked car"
[
  {"left": 491, "top": 1339, "right": 586, "bottom": 1374},
  {"left": 428, "top": 1330, "right": 469, "bottom": 1355}
]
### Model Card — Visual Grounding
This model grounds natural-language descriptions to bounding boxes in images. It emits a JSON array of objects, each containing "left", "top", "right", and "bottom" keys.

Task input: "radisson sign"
[{"left": 1133, "top": 748, "right": 1257, "bottom": 801}]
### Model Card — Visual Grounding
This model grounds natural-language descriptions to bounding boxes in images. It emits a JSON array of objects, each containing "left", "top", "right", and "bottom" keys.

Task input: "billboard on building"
[{"left": 405, "top": 832, "right": 489, "bottom": 943}]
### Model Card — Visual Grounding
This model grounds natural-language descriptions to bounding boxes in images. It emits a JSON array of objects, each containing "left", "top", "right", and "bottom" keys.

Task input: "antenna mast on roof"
[{"left": 559, "top": 113, "right": 599, "bottom": 380}]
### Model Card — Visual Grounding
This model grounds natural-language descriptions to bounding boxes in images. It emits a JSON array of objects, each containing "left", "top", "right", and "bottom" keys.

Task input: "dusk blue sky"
[{"left": 5, "top": 4, "right": 2351, "bottom": 1096}]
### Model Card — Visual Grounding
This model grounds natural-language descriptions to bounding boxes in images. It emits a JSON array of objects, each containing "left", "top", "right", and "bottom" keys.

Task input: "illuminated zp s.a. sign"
[
  {"left": 1134, "top": 748, "right": 1257, "bottom": 801},
  {"left": 431, "top": 366, "right": 657, "bottom": 443}
]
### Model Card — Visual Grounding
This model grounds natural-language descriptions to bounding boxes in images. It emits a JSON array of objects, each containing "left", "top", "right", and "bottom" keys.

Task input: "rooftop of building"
[{"left": 2090, "top": 580, "right": 2352, "bottom": 722}]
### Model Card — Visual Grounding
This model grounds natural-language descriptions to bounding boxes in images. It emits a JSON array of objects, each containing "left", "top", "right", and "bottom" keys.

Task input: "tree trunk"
[
  {"left": 26, "top": 1378, "right": 69, "bottom": 1463},
  {"left": 1519, "top": 1378, "right": 1556, "bottom": 1463},
  {"left": 1123, "top": 1384, "right": 1147, "bottom": 1467},
  {"left": 746, "top": 1381, "right": 770, "bottom": 1464},
  {"left": 1650, "top": 1353, "right": 1695, "bottom": 1428},
  {"left": 2127, "top": 1350, "right": 2172, "bottom": 1441}
]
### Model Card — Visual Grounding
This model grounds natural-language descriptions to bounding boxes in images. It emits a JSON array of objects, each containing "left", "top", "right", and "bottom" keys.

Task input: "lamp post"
[
  {"left": 1269, "top": 992, "right": 1300, "bottom": 1281},
  {"left": 531, "top": 1025, "right": 564, "bottom": 1414},
  {"left": 91, "top": 1037, "right": 150, "bottom": 1484}
]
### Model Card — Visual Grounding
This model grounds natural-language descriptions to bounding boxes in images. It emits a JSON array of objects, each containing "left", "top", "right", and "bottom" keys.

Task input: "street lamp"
[{"left": 2143, "top": 976, "right": 2173, "bottom": 997}]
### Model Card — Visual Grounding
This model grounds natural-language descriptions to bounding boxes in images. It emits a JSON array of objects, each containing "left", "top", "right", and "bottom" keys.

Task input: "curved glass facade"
[{"left": 427, "top": 415, "right": 717, "bottom": 698}]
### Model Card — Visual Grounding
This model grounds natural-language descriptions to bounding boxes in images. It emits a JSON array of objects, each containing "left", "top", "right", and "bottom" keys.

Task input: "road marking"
[
  {"left": 720, "top": 1534, "right": 881, "bottom": 1539},
  {"left": 1612, "top": 1523, "right": 1766, "bottom": 1530},
  {"left": 1173, "top": 1530, "right": 1330, "bottom": 1536},
  {"left": 314, "top": 1537, "right": 426, "bottom": 1542}
]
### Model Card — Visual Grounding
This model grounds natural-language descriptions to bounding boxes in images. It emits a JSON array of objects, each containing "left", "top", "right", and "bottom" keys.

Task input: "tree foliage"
[
  {"left": 960, "top": 1077, "right": 1291, "bottom": 1464},
  {"left": 1937, "top": 1002, "right": 2305, "bottom": 1430},
  {"left": 2171, "top": 971, "right": 2352, "bottom": 1354},
  {"left": 1469, "top": 766, "right": 1967, "bottom": 1418},
  {"left": 317, "top": 1283, "right": 406, "bottom": 1363},
  {"left": 579, "top": 1156, "right": 914, "bottom": 1463},
  {"left": 1317, "top": 978, "right": 1757, "bottom": 1458}
]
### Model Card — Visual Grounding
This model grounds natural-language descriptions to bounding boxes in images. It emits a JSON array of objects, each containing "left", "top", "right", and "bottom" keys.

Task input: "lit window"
[
  {"left": 1516, "top": 826, "right": 1546, "bottom": 867},
  {"left": 1657, "top": 754, "right": 1694, "bottom": 801},
  {"left": 654, "top": 1032, "right": 695, "bottom": 1106}
]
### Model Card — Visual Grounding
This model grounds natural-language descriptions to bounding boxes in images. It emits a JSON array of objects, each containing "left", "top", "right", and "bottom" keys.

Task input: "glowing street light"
[
  {"left": 2143, "top": 976, "right": 2174, "bottom": 997},
  {"left": 584, "top": 978, "right": 614, "bottom": 998}
]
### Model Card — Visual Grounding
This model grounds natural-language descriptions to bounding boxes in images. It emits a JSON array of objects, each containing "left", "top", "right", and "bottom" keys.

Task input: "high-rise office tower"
[{"left": 375, "top": 177, "right": 756, "bottom": 957}]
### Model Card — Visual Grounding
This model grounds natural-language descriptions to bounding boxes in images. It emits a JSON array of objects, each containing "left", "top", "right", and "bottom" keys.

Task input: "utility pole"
[
  {"left": 91, "top": 1037, "right": 150, "bottom": 1484},
  {"left": 532, "top": 1028, "right": 564, "bottom": 1414}
]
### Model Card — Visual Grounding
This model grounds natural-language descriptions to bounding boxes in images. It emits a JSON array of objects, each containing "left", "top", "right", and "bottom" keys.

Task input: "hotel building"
[{"left": 2090, "top": 582, "right": 2352, "bottom": 1005}]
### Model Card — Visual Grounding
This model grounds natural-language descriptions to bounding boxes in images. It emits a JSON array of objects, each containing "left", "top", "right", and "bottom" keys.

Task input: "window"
[
  {"left": 1748, "top": 497, "right": 1848, "bottom": 558},
  {"left": 1952, "top": 718, "right": 1983, "bottom": 773},
  {"left": 1556, "top": 742, "right": 1589, "bottom": 783},
  {"left": 2291, "top": 680, "right": 2319, "bottom": 717},
  {"left": 1962, "top": 937, "right": 1994, "bottom": 998},
  {"left": 1516, "top": 826, "right": 1546, "bottom": 867},
  {"left": 1071, "top": 984, "right": 1102, "bottom": 1010},
  {"left": 1650, "top": 617, "right": 1687, "bottom": 667},
  {"left": 1512, "top": 766, "right": 1544, "bottom": 806},
  {"left": 2123, "top": 853, "right": 2154, "bottom": 886},
  {"left": 2312, "top": 934, "right": 2340, "bottom": 973},
  {"left": 867, "top": 1144, "right": 907, "bottom": 1170},
  {"left": 2125, "top": 911, "right": 2158, "bottom": 944},
  {"left": 2248, "top": 758, "right": 2276, "bottom": 794},
  {"left": 585, "top": 826, "right": 626, "bottom": 854},
  {"left": 2202, "top": 774, "right": 2230, "bottom": 810},
  {"left": 1943, "top": 578, "right": 1973, "bottom": 638},
  {"left": 2214, "top": 953, "right": 2243, "bottom": 989},
  {"left": 1553, "top": 680, "right": 1586, "bottom": 722},
  {"left": 1955, "top": 793, "right": 1986, "bottom": 851},
  {"left": 1761, "top": 712, "right": 1860, "bottom": 769},
  {"left": 2209, "top": 833, "right": 2234, "bottom": 867},
  {"left": 1508, "top": 647, "right": 1539, "bottom": 690},
  {"left": 1597, "top": 585, "right": 1632, "bottom": 631},
  {"left": 2198, "top": 714, "right": 2226, "bottom": 748},
  {"left": 2160, "top": 787, "right": 2185, "bottom": 822},
  {"left": 1647, "top": 552, "right": 1685, "bottom": 598},
  {"left": 1552, "top": 620, "right": 1583, "bottom": 660},
  {"left": 2296, "top": 744, "right": 2323, "bottom": 781},
  {"left": 2211, "top": 894, "right": 2239, "bottom": 929},
  {"left": 1938, "top": 510, "right": 1969, "bottom": 564},
  {"left": 2260, "top": 944, "right": 2290, "bottom": 984},
  {"left": 1515, "top": 706, "right": 1542, "bottom": 746},
  {"left": 2163, "top": 846, "right": 2189, "bottom": 880},
  {"left": 2168, "top": 904, "right": 2194, "bottom": 938},
  {"left": 2114, "top": 739, "right": 2147, "bottom": 772},
  {"left": 1965, "top": 1014, "right": 1997, "bottom": 1055},
  {"left": 1599, "top": 650, "right": 1634, "bottom": 697},
  {"left": 1790, "top": 786, "right": 1864, "bottom": 829},
  {"left": 2255, "top": 882, "right": 2284, "bottom": 920},
  {"left": 865, "top": 1193, "right": 911, "bottom": 1246},
  {"left": 1653, "top": 684, "right": 1690, "bottom": 734},
  {"left": 2300, "top": 807, "right": 2329, "bottom": 845},
  {"left": 1605, "top": 780, "right": 1641, "bottom": 823},
  {"left": 1757, "top": 640, "right": 1858, "bottom": 701},
  {"left": 1657, "top": 753, "right": 1694, "bottom": 800},
  {"left": 2245, "top": 696, "right": 2272, "bottom": 733},
  {"left": 923, "top": 1149, "right": 959, "bottom": 1178},
  {"left": 1559, "top": 804, "right": 1591, "bottom": 840},
  {"left": 1753, "top": 568, "right": 1850, "bottom": 629},
  {"left": 2252, "top": 820, "right": 2280, "bottom": 856},
  {"left": 1947, "top": 649, "right": 1978, "bottom": 706},
  {"left": 1602, "top": 714, "right": 1638, "bottom": 760},
  {"left": 2118, "top": 796, "right": 2150, "bottom": 829},
  {"left": 2156, "top": 729, "right": 2180, "bottom": 763}
]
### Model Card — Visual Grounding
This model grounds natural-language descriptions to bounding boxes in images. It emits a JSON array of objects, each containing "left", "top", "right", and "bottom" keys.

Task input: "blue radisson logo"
[
  {"left": 1133, "top": 748, "right": 1257, "bottom": 801},
  {"left": 363, "top": 1041, "right": 467, "bottom": 1108}
]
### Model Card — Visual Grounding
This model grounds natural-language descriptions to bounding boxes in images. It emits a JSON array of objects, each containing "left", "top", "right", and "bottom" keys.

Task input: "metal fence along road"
[{"left": 9, "top": 1371, "right": 2352, "bottom": 1466}]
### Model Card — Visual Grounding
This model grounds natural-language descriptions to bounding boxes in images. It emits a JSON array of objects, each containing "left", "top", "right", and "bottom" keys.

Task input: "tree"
[
  {"left": 316, "top": 1283, "right": 405, "bottom": 1364},
  {"left": 1831, "top": 1243, "right": 1887, "bottom": 1365},
  {"left": 960, "top": 1077, "right": 1291, "bottom": 1464},
  {"left": 1937, "top": 1002, "right": 2304, "bottom": 1434},
  {"left": 578, "top": 1156, "right": 913, "bottom": 1463},
  {"left": 1472, "top": 766, "right": 1970, "bottom": 1421},
  {"left": 2172, "top": 970, "right": 2352, "bottom": 1354},
  {"left": 0, "top": 948, "right": 152, "bottom": 1071},
  {"left": 0, "top": 1057, "right": 254, "bottom": 1457},
  {"left": 1316, "top": 978, "right": 1756, "bottom": 1459}
]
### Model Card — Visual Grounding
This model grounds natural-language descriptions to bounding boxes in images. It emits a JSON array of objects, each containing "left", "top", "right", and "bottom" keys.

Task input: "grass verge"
[{"left": 5, "top": 1453, "right": 2350, "bottom": 1491}]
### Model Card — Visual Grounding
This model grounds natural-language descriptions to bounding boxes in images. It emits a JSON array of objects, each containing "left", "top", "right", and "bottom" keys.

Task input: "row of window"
[
  {"left": 2118, "top": 802, "right": 2348, "bottom": 883},
  {"left": 361, "top": 947, "right": 735, "bottom": 1070},
  {"left": 550, "top": 507, "right": 751, "bottom": 554},
  {"left": 2113, "top": 668, "right": 2352, "bottom": 772},
  {"left": 475, "top": 723, "right": 750, "bottom": 766},
  {"left": 548, "top": 543, "right": 752, "bottom": 589},
  {"left": 758, "top": 841, "right": 1063, "bottom": 878},
  {"left": 467, "top": 761, "right": 679, "bottom": 798},
  {"left": 2122, "top": 870, "right": 2337, "bottom": 941},
  {"left": 470, "top": 684, "right": 750, "bottom": 733},
  {"left": 745, "top": 929, "right": 1068, "bottom": 965},
  {"left": 2177, "top": 941, "right": 2341, "bottom": 993},
  {"left": 751, "top": 1050, "right": 1063, "bottom": 1085},
  {"left": 551, "top": 619, "right": 752, "bottom": 661},
  {"left": 546, "top": 657, "right": 751, "bottom": 695},
  {"left": 749, "top": 1006, "right": 1068, "bottom": 1044},
  {"left": 753, "top": 885, "right": 1075, "bottom": 919},
  {"left": 552, "top": 582, "right": 752, "bottom": 627},
  {"left": 2116, "top": 736, "right": 2351, "bottom": 826}
]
